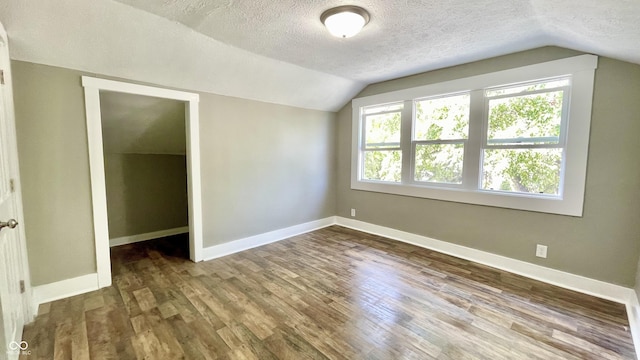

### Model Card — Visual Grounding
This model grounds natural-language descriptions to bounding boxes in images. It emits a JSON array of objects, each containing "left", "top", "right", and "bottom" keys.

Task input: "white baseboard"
[
  {"left": 336, "top": 217, "right": 633, "bottom": 303},
  {"left": 626, "top": 292, "right": 640, "bottom": 358},
  {"left": 29, "top": 216, "right": 640, "bottom": 355},
  {"left": 202, "top": 216, "right": 336, "bottom": 261},
  {"left": 109, "top": 226, "right": 189, "bottom": 247},
  {"left": 335, "top": 216, "right": 640, "bottom": 356},
  {"left": 32, "top": 273, "right": 99, "bottom": 314}
]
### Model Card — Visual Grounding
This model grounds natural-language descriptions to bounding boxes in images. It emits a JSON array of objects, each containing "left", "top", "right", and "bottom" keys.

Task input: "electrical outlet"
[
  {"left": 350, "top": 208, "right": 356, "bottom": 217},
  {"left": 536, "top": 244, "right": 548, "bottom": 258}
]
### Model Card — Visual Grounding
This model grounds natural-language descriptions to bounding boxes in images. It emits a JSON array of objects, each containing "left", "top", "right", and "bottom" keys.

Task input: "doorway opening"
[
  {"left": 101, "top": 91, "right": 190, "bottom": 267},
  {"left": 82, "top": 77, "right": 203, "bottom": 288}
]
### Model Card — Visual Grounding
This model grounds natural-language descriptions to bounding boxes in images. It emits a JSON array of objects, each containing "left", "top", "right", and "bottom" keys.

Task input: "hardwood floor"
[{"left": 21, "top": 226, "right": 636, "bottom": 359}]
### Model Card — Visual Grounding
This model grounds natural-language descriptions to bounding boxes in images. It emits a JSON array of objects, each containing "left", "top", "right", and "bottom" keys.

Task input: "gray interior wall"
[
  {"left": 13, "top": 47, "right": 640, "bottom": 288},
  {"left": 104, "top": 153, "right": 188, "bottom": 239},
  {"left": 12, "top": 62, "right": 96, "bottom": 286},
  {"left": 336, "top": 47, "right": 640, "bottom": 287},
  {"left": 12, "top": 60, "right": 337, "bottom": 286},
  {"left": 199, "top": 93, "right": 336, "bottom": 246}
]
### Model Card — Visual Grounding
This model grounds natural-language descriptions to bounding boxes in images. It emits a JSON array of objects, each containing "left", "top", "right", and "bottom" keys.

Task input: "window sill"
[{"left": 351, "top": 180, "right": 583, "bottom": 216}]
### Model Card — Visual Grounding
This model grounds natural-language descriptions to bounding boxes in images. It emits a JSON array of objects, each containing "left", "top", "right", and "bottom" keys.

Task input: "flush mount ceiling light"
[{"left": 321, "top": 5, "right": 370, "bottom": 38}]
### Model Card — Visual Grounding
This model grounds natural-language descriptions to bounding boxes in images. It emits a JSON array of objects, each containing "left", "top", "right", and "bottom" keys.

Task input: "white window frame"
[
  {"left": 481, "top": 79, "right": 570, "bottom": 196},
  {"left": 351, "top": 55, "right": 598, "bottom": 216},
  {"left": 360, "top": 102, "right": 404, "bottom": 183},
  {"left": 411, "top": 92, "right": 470, "bottom": 187}
]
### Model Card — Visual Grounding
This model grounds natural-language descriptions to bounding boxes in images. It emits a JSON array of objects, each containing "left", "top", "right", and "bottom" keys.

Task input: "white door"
[{"left": 0, "top": 21, "right": 32, "bottom": 360}]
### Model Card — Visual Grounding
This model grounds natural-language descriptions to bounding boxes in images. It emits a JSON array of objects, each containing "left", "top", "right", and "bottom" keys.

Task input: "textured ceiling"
[
  {"left": 0, "top": 0, "right": 361, "bottom": 111},
  {"left": 1, "top": 0, "right": 639, "bottom": 111},
  {"left": 111, "top": 0, "right": 640, "bottom": 82},
  {"left": 101, "top": 92, "right": 186, "bottom": 155}
]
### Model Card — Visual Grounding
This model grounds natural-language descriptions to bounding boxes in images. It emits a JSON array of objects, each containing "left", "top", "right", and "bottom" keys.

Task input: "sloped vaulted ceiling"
[
  {"left": 100, "top": 92, "right": 187, "bottom": 155},
  {"left": 1, "top": 0, "right": 639, "bottom": 111}
]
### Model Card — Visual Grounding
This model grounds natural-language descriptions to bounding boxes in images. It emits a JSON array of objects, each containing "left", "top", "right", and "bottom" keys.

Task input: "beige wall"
[
  {"left": 199, "top": 93, "right": 336, "bottom": 246},
  {"left": 12, "top": 61, "right": 337, "bottom": 285},
  {"left": 13, "top": 47, "right": 640, "bottom": 288},
  {"left": 104, "top": 154, "right": 188, "bottom": 239},
  {"left": 12, "top": 62, "right": 96, "bottom": 285},
  {"left": 337, "top": 47, "right": 640, "bottom": 287}
]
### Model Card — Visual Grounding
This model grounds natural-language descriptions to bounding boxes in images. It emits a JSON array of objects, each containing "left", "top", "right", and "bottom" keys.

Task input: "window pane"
[
  {"left": 365, "top": 112, "right": 401, "bottom": 149},
  {"left": 487, "top": 90, "right": 563, "bottom": 145},
  {"left": 485, "top": 78, "right": 569, "bottom": 97},
  {"left": 415, "top": 143, "right": 464, "bottom": 184},
  {"left": 415, "top": 94, "right": 469, "bottom": 140},
  {"left": 482, "top": 149, "right": 562, "bottom": 195},
  {"left": 363, "top": 150, "right": 402, "bottom": 182}
]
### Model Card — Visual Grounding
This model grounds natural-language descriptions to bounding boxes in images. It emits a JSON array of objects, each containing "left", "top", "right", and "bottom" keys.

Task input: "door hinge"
[
  {"left": 19, "top": 280, "right": 25, "bottom": 294},
  {"left": 9, "top": 179, "right": 14, "bottom": 193},
  {"left": 0, "top": 70, "right": 4, "bottom": 85}
]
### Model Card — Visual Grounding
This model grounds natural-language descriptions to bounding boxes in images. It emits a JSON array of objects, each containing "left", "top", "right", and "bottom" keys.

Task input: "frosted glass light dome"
[{"left": 321, "top": 6, "right": 370, "bottom": 38}]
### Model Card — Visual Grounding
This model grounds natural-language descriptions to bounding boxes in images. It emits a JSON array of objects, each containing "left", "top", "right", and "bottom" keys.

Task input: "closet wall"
[
  {"left": 104, "top": 153, "right": 188, "bottom": 240},
  {"left": 100, "top": 92, "right": 188, "bottom": 243}
]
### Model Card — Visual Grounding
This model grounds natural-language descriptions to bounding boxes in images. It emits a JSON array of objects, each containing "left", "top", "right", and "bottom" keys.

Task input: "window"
[
  {"left": 362, "top": 103, "right": 403, "bottom": 182},
  {"left": 482, "top": 78, "right": 569, "bottom": 196},
  {"left": 351, "top": 55, "right": 597, "bottom": 216},
  {"left": 413, "top": 93, "right": 469, "bottom": 185}
]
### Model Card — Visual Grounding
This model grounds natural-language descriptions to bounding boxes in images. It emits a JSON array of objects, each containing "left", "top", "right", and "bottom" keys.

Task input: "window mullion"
[
  {"left": 462, "top": 89, "right": 484, "bottom": 190},
  {"left": 400, "top": 100, "right": 413, "bottom": 184},
  {"left": 485, "top": 143, "right": 563, "bottom": 150},
  {"left": 558, "top": 88, "right": 570, "bottom": 147},
  {"left": 351, "top": 55, "right": 596, "bottom": 216}
]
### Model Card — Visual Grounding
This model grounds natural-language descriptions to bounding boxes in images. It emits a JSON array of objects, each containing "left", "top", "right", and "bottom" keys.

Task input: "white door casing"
[
  {"left": 82, "top": 77, "right": 203, "bottom": 288},
  {"left": 0, "top": 21, "right": 34, "bottom": 360}
]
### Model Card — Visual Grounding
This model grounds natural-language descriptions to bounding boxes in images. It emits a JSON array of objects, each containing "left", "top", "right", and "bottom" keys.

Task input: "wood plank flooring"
[{"left": 20, "top": 226, "right": 636, "bottom": 359}]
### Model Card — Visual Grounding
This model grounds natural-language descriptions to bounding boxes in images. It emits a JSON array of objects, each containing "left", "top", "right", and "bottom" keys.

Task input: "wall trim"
[
  {"left": 109, "top": 226, "right": 189, "bottom": 247},
  {"left": 335, "top": 216, "right": 640, "bottom": 354},
  {"left": 30, "top": 217, "right": 640, "bottom": 354},
  {"left": 336, "top": 217, "right": 633, "bottom": 303},
  {"left": 31, "top": 273, "right": 99, "bottom": 315},
  {"left": 82, "top": 76, "right": 203, "bottom": 290},
  {"left": 626, "top": 292, "right": 640, "bottom": 357},
  {"left": 202, "top": 216, "right": 337, "bottom": 261}
]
